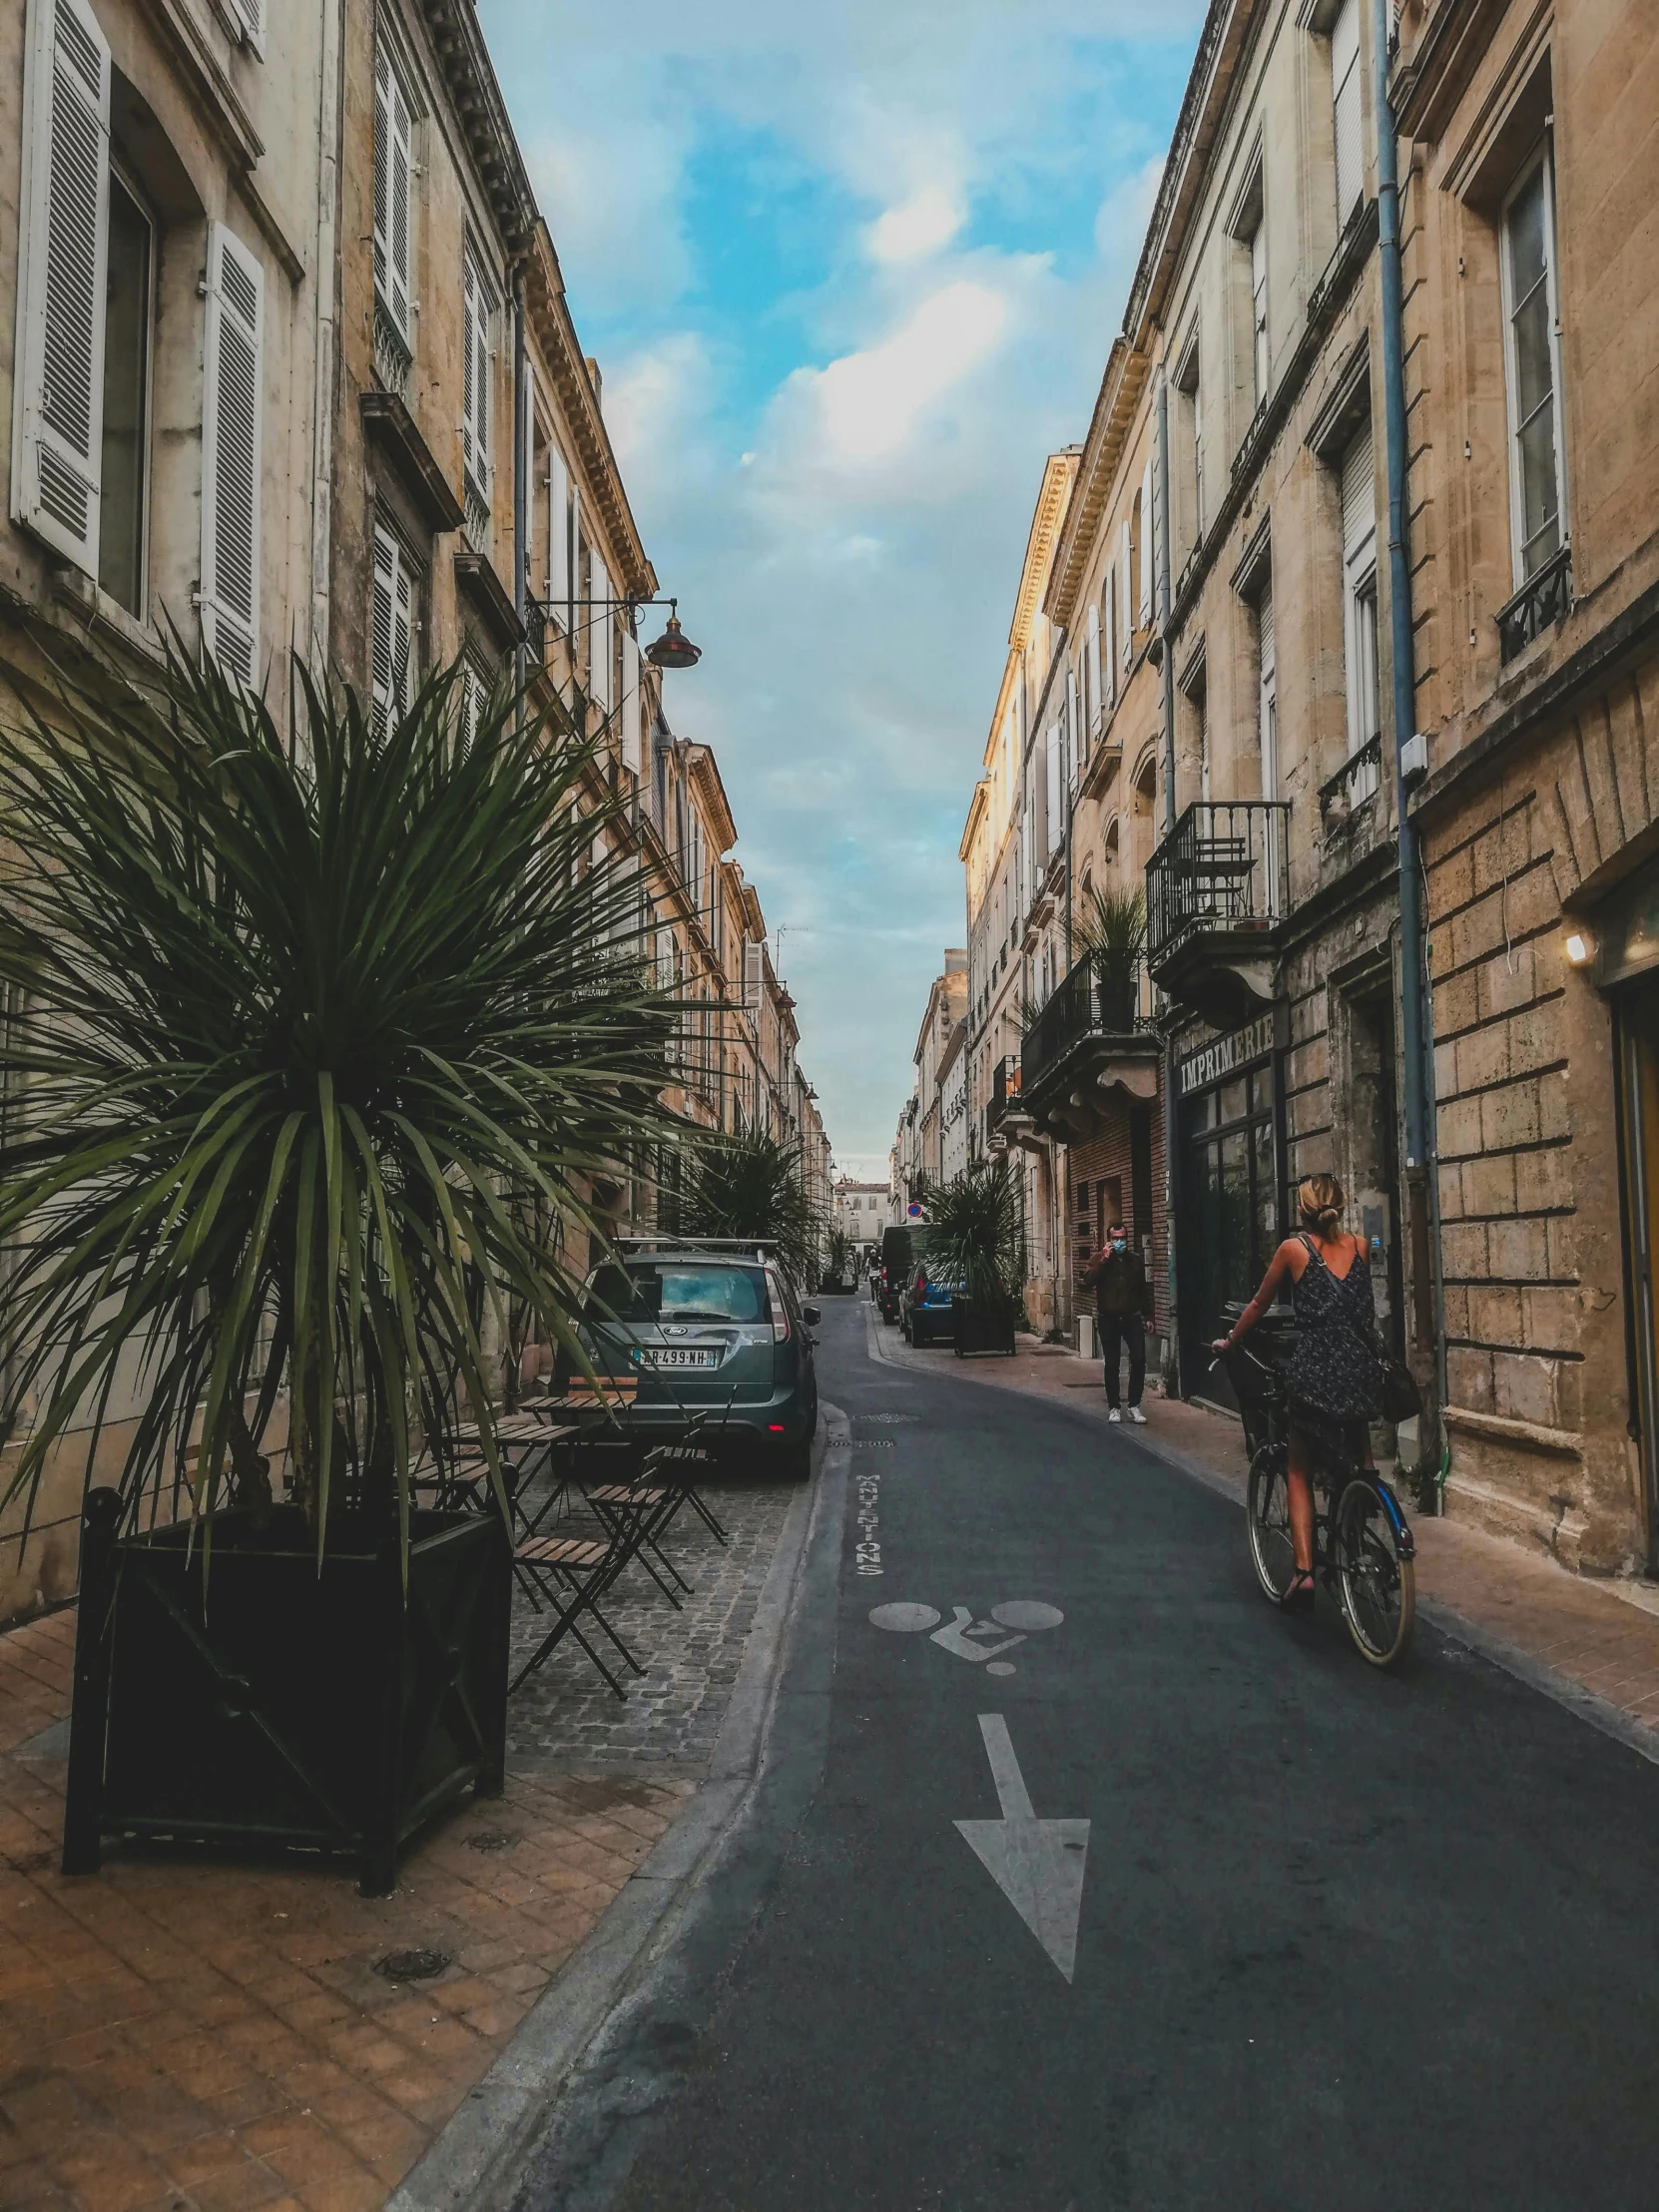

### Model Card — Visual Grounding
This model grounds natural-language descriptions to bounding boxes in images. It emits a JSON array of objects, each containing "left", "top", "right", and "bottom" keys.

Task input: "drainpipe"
[
  {"left": 308, "top": 0, "right": 344, "bottom": 680},
  {"left": 1156, "top": 365, "right": 1183, "bottom": 1394},
  {"left": 1376, "top": 0, "right": 1437, "bottom": 1376},
  {"left": 512, "top": 267, "right": 528, "bottom": 720}
]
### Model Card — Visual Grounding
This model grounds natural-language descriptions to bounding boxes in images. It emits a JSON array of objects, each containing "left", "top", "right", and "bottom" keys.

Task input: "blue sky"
[{"left": 477, "top": 0, "right": 1204, "bottom": 1178}]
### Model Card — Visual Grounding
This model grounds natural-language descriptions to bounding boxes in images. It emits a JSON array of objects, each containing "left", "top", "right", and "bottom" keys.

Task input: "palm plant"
[
  {"left": 924, "top": 1161, "right": 1024, "bottom": 1319},
  {"left": 823, "top": 1226, "right": 852, "bottom": 1289},
  {"left": 1073, "top": 886, "right": 1146, "bottom": 1023},
  {"left": 0, "top": 645, "right": 686, "bottom": 1551},
  {"left": 680, "top": 1128, "right": 824, "bottom": 1291}
]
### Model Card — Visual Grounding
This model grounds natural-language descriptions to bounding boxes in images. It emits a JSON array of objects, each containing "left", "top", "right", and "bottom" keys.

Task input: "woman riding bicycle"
[{"left": 1212, "top": 1174, "right": 1383, "bottom": 1610}]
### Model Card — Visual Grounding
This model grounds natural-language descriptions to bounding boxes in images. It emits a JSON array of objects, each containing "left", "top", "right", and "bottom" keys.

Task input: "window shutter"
[
  {"left": 373, "top": 44, "right": 413, "bottom": 344},
  {"left": 546, "top": 444, "right": 570, "bottom": 611},
  {"left": 590, "top": 551, "right": 612, "bottom": 710},
  {"left": 1119, "top": 523, "right": 1133, "bottom": 659},
  {"left": 461, "top": 253, "right": 490, "bottom": 503},
  {"left": 200, "top": 223, "right": 264, "bottom": 685},
  {"left": 1045, "top": 724, "right": 1061, "bottom": 856},
  {"left": 744, "top": 940, "right": 764, "bottom": 1010},
  {"left": 371, "top": 526, "right": 414, "bottom": 733},
  {"left": 1138, "top": 458, "right": 1156, "bottom": 626},
  {"left": 1332, "top": 0, "right": 1363, "bottom": 227},
  {"left": 230, "top": 0, "right": 265, "bottom": 55},
  {"left": 1067, "top": 667, "right": 1082, "bottom": 784},
  {"left": 621, "top": 629, "right": 642, "bottom": 774},
  {"left": 1086, "top": 603, "right": 1102, "bottom": 737},
  {"left": 13, "top": 0, "right": 111, "bottom": 574},
  {"left": 1342, "top": 418, "right": 1376, "bottom": 565}
]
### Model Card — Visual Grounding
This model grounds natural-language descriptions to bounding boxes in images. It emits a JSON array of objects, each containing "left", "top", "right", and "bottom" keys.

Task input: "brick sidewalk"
[
  {"left": 867, "top": 1302, "right": 1659, "bottom": 1751},
  {"left": 0, "top": 1464, "right": 797, "bottom": 2212}
]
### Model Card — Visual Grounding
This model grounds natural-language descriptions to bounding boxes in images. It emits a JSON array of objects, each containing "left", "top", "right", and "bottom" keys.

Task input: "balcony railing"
[
  {"left": 1022, "top": 955, "right": 1150, "bottom": 1097},
  {"left": 986, "top": 1055, "right": 1022, "bottom": 1133},
  {"left": 1318, "top": 730, "right": 1382, "bottom": 824},
  {"left": 1147, "top": 799, "right": 1292, "bottom": 971},
  {"left": 372, "top": 295, "right": 412, "bottom": 399},
  {"left": 1497, "top": 542, "right": 1571, "bottom": 665}
]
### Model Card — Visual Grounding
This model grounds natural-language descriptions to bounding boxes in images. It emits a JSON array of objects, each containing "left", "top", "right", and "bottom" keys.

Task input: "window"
[
  {"left": 1137, "top": 458, "right": 1157, "bottom": 629},
  {"left": 1341, "top": 419, "right": 1381, "bottom": 796},
  {"left": 370, "top": 523, "right": 417, "bottom": 733},
  {"left": 1085, "top": 601, "right": 1102, "bottom": 740},
  {"left": 589, "top": 546, "right": 612, "bottom": 712},
  {"left": 1119, "top": 523, "right": 1133, "bottom": 665},
  {"left": 461, "top": 250, "right": 492, "bottom": 510},
  {"left": 545, "top": 440, "right": 571, "bottom": 626},
  {"left": 1250, "top": 214, "right": 1269, "bottom": 402},
  {"left": 1175, "top": 330, "right": 1202, "bottom": 556},
  {"left": 99, "top": 168, "right": 153, "bottom": 617},
  {"left": 458, "top": 654, "right": 490, "bottom": 744},
  {"left": 620, "top": 627, "right": 643, "bottom": 775},
  {"left": 373, "top": 40, "right": 415, "bottom": 355},
  {"left": 1500, "top": 142, "right": 1566, "bottom": 585},
  {"left": 1332, "top": 0, "right": 1363, "bottom": 229},
  {"left": 1257, "top": 590, "right": 1277, "bottom": 801}
]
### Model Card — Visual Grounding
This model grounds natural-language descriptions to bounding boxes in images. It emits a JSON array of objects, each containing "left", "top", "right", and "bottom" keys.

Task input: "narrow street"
[{"left": 510, "top": 1294, "right": 1659, "bottom": 2212}]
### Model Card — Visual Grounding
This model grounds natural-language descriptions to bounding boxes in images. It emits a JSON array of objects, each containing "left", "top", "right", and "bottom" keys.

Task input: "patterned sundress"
[{"left": 1285, "top": 1235, "right": 1383, "bottom": 1466}]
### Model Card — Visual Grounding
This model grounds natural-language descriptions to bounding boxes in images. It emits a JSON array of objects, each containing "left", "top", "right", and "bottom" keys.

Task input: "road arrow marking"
[{"left": 954, "top": 1714, "right": 1089, "bottom": 1983}]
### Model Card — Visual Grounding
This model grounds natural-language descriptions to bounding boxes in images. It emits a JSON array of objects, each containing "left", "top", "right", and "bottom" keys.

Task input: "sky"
[{"left": 477, "top": 0, "right": 1205, "bottom": 1181}]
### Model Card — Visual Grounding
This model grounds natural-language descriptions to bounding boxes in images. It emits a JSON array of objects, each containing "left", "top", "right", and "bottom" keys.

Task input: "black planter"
[
  {"left": 951, "top": 1296, "right": 1017, "bottom": 1357},
  {"left": 63, "top": 1491, "right": 511, "bottom": 1896}
]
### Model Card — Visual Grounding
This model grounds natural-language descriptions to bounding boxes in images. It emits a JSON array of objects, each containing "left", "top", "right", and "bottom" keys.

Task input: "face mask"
[{"left": 1110, "top": 1237, "right": 1126, "bottom": 1253}]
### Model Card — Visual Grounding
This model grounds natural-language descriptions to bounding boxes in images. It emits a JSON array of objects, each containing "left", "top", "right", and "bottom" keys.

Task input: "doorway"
[{"left": 1618, "top": 983, "right": 1659, "bottom": 1571}]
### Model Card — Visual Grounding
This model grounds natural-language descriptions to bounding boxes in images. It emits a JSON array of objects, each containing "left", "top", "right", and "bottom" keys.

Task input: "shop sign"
[{"left": 1177, "top": 1010, "right": 1277, "bottom": 1098}]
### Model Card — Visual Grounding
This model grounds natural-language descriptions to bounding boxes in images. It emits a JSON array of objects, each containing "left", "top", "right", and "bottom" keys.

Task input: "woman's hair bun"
[
  {"left": 1316, "top": 1204, "right": 1341, "bottom": 1232},
  {"left": 1297, "top": 1173, "right": 1345, "bottom": 1231}
]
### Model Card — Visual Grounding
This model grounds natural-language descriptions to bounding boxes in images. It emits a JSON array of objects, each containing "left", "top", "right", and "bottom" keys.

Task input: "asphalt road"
[{"left": 510, "top": 1294, "right": 1659, "bottom": 2211}]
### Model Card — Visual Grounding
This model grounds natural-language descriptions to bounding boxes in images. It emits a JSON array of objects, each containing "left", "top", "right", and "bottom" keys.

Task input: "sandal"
[{"left": 1283, "top": 1568, "right": 1316, "bottom": 1611}]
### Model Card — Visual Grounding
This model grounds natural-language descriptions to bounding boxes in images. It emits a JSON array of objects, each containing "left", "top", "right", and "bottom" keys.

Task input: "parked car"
[
  {"left": 900, "top": 1255, "right": 962, "bottom": 1348},
  {"left": 876, "top": 1225, "right": 915, "bottom": 1324},
  {"left": 558, "top": 1241, "right": 820, "bottom": 1479}
]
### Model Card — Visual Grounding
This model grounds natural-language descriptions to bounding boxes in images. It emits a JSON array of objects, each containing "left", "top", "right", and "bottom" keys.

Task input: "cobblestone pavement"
[{"left": 504, "top": 1461, "right": 799, "bottom": 1774}]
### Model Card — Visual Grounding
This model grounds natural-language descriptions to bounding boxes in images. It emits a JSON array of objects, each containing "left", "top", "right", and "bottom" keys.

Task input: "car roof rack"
[{"left": 614, "top": 1236, "right": 780, "bottom": 1258}]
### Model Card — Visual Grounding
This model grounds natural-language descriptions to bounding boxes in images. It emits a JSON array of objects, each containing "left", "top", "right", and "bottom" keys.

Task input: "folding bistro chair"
[
  {"left": 509, "top": 1518, "right": 646, "bottom": 1699},
  {"left": 640, "top": 1390, "right": 739, "bottom": 1548}
]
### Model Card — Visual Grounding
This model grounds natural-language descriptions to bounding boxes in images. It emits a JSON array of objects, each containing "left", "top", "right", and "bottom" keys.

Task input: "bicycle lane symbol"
[{"left": 868, "top": 1601, "right": 1064, "bottom": 1676}]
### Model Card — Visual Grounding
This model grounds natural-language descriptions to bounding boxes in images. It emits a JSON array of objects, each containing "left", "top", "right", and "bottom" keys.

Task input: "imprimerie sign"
[{"left": 1178, "top": 1011, "right": 1277, "bottom": 1098}]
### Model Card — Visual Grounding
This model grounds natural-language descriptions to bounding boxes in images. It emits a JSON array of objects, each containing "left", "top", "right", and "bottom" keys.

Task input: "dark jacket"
[{"left": 1082, "top": 1244, "right": 1149, "bottom": 1319}]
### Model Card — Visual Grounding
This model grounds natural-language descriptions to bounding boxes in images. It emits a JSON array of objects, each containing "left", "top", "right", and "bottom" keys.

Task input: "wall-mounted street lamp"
[{"left": 646, "top": 601, "right": 702, "bottom": 671}]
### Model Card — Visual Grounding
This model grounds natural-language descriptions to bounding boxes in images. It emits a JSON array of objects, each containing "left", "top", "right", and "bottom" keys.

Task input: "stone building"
[
  {"left": 0, "top": 0, "right": 332, "bottom": 1616},
  {"left": 1398, "top": 0, "right": 1659, "bottom": 1569},
  {"left": 834, "top": 1178, "right": 888, "bottom": 1254}
]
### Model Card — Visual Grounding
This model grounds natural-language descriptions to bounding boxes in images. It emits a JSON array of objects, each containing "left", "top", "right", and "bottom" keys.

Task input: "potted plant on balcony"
[
  {"left": 0, "top": 648, "right": 683, "bottom": 1894},
  {"left": 1075, "top": 888, "right": 1146, "bottom": 1030},
  {"left": 928, "top": 1163, "right": 1024, "bottom": 1358}
]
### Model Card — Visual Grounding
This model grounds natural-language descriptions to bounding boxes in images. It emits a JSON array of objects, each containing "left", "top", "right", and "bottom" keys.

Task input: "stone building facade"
[{"left": 1399, "top": 0, "right": 1659, "bottom": 1568}]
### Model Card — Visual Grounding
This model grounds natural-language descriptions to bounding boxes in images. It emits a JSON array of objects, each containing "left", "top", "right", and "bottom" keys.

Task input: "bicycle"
[{"left": 1219, "top": 1342, "right": 1416, "bottom": 1668}]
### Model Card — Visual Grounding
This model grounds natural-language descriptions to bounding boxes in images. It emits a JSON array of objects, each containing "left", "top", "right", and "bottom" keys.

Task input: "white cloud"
[
  {"left": 791, "top": 281, "right": 1011, "bottom": 467},
  {"left": 865, "top": 183, "right": 965, "bottom": 266}
]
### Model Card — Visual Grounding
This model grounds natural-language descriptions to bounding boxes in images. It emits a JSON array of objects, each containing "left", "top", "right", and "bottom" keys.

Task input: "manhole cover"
[
  {"left": 466, "top": 1830, "right": 518, "bottom": 1854},
  {"left": 374, "top": 1947, "right": 451, "bottom": 1983}
]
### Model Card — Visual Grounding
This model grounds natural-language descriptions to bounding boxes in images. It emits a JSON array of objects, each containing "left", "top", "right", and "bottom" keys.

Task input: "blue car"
[{"left": 899, "top": 1249, "right": 962, "bottom": 1349}]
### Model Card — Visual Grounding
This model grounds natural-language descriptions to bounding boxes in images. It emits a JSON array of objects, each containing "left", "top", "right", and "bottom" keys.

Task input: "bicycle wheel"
[
  {"left": 1335, "top": 1478, "right": 1415, "bottom": 1666},
  {"left": 1247, "top": 1447, "right": 1297, "bottom": 1603}
]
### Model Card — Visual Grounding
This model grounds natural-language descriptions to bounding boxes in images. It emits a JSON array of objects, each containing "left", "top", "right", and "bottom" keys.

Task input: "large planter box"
[
  {"left": 951, "top": 1297, "right": 1017, "bottom": 1358},
  {"left": 63, "top": 1491, "right": 510, "bottom": 1895}
]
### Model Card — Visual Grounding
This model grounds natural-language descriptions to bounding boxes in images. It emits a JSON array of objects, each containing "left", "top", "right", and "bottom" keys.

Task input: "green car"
[{"left": 560, "top": 1240, "right": 822, "bottom": 1480}]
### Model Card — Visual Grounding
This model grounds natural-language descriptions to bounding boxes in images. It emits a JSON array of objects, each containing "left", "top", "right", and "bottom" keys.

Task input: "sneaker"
[
  {"left": 1107, "top": 1406, "right": 1122, "bottom": 1422},
  {"left": 1127, "top": 1406, "right": 1147, "bottom": 1424}
]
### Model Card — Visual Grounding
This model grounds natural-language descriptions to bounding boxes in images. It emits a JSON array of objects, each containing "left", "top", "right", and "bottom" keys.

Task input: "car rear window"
[{"left": 585, "top": 1262, "right": 772, "bottom": 1325}]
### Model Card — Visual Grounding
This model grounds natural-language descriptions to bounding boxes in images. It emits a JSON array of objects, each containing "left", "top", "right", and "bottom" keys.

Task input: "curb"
[{"left": 385, "top": 1404, "right": 851, "bottom": 2212}]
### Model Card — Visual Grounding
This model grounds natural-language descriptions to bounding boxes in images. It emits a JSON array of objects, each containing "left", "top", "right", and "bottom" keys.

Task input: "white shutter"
[
  {"left": 231, "top": 0, "right": 265, "bottom": 55},
  {"left": 546, "top": 444, "right": 570, "bottom": 613},
  {"left": 744, "top": 940, "right": 764, "bottom": 1010},
  {"left": 1045, "top": 725, "right": 1061, "bottom": 857},
  {"left": 590, "top": 552, "right": 612, "bottom": 710},
  {"left": 1085, "top": 603, "right": 1102, "bottom": 737},
  {"left": 621, "top": 629, "right": 642, "bottom": 774},
  {"left": 1342, "top": 418, "right": 1376, "bottom": 564},
  {"left": 373, "top": 43, "right": 413, "bottom": 345},
  {"left": 1119, "top": 523, "right": 1134, "bottom": 659},
  {"left": 200, "top": 224, "right": 263, "bottom": 685},
  {"left": 1067, "top": 668, "right": 1082, "bottom": 785},
  {"left": 13, "top": 0, "right": 111, "bottom": 574},
  {"left": 461, "top": 254, "right": 483, "bottom": 498},
  {"left": 1138, "top": 457, "right": 1156, "bottom": 626},
  {"left": 1333, "top": 0, "right": 1363, "bottom": 227},
  {"left": 371, "top": 526, "right": 414, "bottom": 733}
]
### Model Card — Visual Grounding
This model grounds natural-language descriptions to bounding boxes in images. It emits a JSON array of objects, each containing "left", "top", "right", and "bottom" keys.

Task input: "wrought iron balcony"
[
  {"left": 986, "top": 1055, "right": 1023, "bottom": 1134},
  {"left": 1497, "top": 542, "right": 1571, "bottom": 665},
  {"left": 1019, "top": 955, "right": 1158, "bottom": 1138},
  {"left": 1146, "top": 798, "right": 1292, "bottom": 1029},
  {"left": 372, "top": 295, "right": 412, "bottom": 400}
]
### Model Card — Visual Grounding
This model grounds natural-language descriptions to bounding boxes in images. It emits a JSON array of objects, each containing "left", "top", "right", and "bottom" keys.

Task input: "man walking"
[{"left": 1082, "top": 1222, "right": 1150, "bottom": 1423}]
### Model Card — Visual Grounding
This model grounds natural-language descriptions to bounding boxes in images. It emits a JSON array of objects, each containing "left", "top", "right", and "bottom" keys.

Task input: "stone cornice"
[
  {"left": 1047, "top": 339, "right": 1153, "bottom": 631},
  {"left": 1011, "top": 451, "right": 1082, "bottom": 654},
  {"left": 417, "top": 0, "right": 538, "bottom": 252}
]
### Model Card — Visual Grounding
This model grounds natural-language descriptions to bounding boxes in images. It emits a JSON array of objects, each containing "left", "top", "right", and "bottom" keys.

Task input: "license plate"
[{"left": 641, "top": 1348, "right": 721, "bottom": 1369}]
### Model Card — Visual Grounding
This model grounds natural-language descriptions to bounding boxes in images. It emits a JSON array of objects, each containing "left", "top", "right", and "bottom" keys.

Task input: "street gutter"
[{"left": 386, "top": 1403, "right": 851, "bottom": 2212}]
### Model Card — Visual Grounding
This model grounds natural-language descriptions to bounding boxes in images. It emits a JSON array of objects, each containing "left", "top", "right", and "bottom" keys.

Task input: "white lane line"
[{"left": 954, "top": 1714, "right": 1090, "bottom": 1984}]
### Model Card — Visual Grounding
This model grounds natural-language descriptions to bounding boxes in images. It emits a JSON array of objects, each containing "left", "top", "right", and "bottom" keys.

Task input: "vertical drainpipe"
[
  {"left": 308, "top": 0, "right": 344, "bottom": 681},
  {"left": 1156, "top": 365, "right": 1183, "bottom": 1395},
  {"left": 512, "top": 266, "right": 528, "bottom": 722},
  {"left": 1375, "top": 0, "right": 1440, "bottom": 1407}
]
